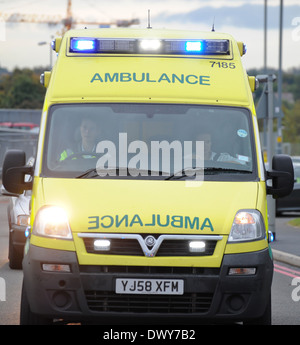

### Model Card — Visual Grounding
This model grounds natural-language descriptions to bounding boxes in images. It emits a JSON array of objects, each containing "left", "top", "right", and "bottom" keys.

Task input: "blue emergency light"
[
  {"left": 25, "top": 226, "right": 30, "bottom": 238},
  {"left": 69, "top": 37, "right": 229, "bottom": 55},
  {"left": 70, "top": 38, "right": 97, "bottom": 52},
  {"left": 185, "top": 41, "right": 202, "bottom": 52}
]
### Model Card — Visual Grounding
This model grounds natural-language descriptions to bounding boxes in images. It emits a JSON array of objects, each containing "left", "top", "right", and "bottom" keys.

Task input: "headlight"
[
  {"left": 228, "top": 210, "right": 265, "bottom": 243},
  {"left": 32, "top": 206, "right": 72, "bottom": 240}
]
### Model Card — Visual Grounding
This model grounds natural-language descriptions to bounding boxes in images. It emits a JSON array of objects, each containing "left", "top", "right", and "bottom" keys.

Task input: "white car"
[
  {"left": 1, "top": 157, "right": 33, "bottom": 269},
  {"left": 6, "top": 190, "right": 30, "bottom": 269}
]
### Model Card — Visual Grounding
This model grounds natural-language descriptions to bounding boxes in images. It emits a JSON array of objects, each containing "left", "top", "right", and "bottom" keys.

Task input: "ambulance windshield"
[{"left": 44, "top": 103, "right": 256, "bottom": 181}]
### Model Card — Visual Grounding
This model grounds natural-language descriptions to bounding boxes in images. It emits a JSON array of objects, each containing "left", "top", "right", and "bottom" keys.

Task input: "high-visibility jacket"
[{"left": 59, "top": 145, "right": 96, "bottom": 161}]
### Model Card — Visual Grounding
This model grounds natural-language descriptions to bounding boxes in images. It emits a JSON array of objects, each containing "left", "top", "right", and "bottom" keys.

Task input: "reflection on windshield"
[{"left": 44, "top": 103, "right": 255, "bottom": 181}]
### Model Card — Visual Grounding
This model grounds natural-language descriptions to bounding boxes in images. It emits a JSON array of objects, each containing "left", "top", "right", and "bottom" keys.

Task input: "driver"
[{"left": 60, "top": 116, "right": 98, "bottom": 161}]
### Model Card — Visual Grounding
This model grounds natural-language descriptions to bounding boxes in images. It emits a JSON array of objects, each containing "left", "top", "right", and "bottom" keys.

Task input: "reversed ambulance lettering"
[
  {"left": 88, "top": 214, "right": 214, "bottom": 231},
  {"left": 90, "top": 72, "right": 210, "bottom": 85}
]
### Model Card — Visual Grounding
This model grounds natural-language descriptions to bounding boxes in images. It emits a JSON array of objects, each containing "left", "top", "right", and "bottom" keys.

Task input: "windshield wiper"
[
  {"left": 165, "top": 167, "right": 252, "bottom": 180},
  {"left": 203, "top": 167, "right": 252, "bottom": 175},
  {"left": 76, "top": 168, "right": 99, "bottom": 179},
  {"left": 76, "top": 167, "right": 167, "bottom": 179}
]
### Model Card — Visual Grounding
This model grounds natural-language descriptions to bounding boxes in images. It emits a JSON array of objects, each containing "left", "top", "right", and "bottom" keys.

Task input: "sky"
[{"left": 0, "top": 0, "right": 300, "bottom": 72}]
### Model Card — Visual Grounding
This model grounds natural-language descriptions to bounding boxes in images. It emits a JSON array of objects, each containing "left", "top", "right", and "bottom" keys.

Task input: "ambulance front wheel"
[
  {"left": 20, "top": 280, "right": 53, "bottom": 325},
  {"left": 8, "top": 231, "right": 23, "bottom": 269}
]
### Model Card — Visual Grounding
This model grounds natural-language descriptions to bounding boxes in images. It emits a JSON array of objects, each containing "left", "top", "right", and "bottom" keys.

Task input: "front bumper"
[{"left": 22, "top": 245, "right": 273, "bottom": 323}]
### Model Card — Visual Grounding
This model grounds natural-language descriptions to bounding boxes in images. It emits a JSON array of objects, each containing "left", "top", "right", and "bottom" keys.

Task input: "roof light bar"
[{"left": 69, "top": 37, "right": 229, "bottom": 55}]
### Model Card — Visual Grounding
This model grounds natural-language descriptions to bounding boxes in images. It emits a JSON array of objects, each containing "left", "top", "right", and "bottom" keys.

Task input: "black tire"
[
  {"left": 20, "top": 280, "right": 53, "bottom": 325},
  {"left": 243, "top": 293, "right": 272, "bottom": 325},
  {"left": 8, "top": 231, "right": 23, "bottom": 269}
]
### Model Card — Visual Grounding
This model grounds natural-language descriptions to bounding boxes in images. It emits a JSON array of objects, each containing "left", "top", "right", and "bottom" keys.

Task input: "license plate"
[{"left": 115, "top": 278, "right": 184, "bottom": 295}]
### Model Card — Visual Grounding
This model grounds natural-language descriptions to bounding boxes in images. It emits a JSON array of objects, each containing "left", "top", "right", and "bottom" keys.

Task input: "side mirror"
[
  {"left": 0, "top": 184, "right": 20, "bottom": 197},
  {"left": 2, "top": 150, "right": 33, "bottom": 195},
  {"left": 267, "top": 154, "right": 294, "bottom": 198}
]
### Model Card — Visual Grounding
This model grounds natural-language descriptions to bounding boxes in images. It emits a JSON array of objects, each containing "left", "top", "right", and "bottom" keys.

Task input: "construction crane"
[{"left": 0, "top": 0, "right": 140, "bottom": 35}]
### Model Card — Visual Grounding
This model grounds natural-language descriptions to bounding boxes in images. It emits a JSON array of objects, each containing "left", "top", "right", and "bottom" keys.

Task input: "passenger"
[{"left": 190, "top": 133, "right": 246, "bottom": 164}]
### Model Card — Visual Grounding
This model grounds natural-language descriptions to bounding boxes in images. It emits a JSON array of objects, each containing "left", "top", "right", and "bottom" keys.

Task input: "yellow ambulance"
[{"left": 2, "top": 28, "right": 294, "bottom": 325}]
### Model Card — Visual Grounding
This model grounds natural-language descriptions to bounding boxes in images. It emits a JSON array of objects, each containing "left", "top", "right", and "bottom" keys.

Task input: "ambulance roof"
[{"left": 45, "top": 28, "right": 254, "bottom": 108}]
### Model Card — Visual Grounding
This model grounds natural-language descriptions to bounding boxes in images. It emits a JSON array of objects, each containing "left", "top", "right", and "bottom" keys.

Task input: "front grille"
[
  {"left": 82, "top": 235, "right": 218, "bottom": 257},
  {"left": 79, "top": 265, "right": 220, "bottom": 275},
  {"left": 85, "top": 291, "right": 213, "bottom": 314}
]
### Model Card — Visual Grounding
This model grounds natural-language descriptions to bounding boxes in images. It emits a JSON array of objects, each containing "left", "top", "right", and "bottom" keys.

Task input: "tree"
[
  {"left": 0, "top": 68, "right": 45, "bottom": 109},
  {"left": 282, "top": 100, "right": 300, "bottom": 145}
]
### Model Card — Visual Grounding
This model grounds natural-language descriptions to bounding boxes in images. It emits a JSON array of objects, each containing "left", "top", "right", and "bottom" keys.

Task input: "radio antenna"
[
  {"left": 211, "top": 16, "right": 215, "bottom": 32},
  {"left": 147, "top": 9, "right": 152, "bottom": 29}
]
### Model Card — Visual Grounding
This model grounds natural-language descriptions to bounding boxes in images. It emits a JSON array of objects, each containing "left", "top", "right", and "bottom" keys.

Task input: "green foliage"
[
  {"left": 248, "top": 67, "right": 300, "bottom": 151},
  {"left": 283, "top": 100, "right": 300, "bottom": 144},
  {"left": 249, "top": 67, "right": 300, "bottom": 103},
  {"left": 0, "top": 68, "right": 46, "bottom": 109},
  {"left": 288, "top": 217, "right": 300, "bottom": 227}
]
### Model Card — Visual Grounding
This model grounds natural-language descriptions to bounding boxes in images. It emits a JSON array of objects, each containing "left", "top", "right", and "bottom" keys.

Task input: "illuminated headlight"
[
  {"left": 139, "top": 39, "right": 161, "bottom": 51},
  {"left": 94, "top": 239, "right": 111, "bottom": 251},
  {"left": 189, "top": 240, "right": 205, "bottom": 253},
  {"left": 32, "top": 206, "right": 72, "bottom": 240},
  {"left": 228, "top": 210, "right": 265, "bottom": 243}
]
